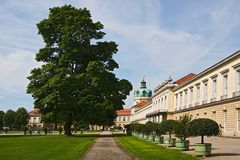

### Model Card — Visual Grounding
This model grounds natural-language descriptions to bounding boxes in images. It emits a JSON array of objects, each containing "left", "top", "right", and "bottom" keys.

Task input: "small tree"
[
  {"left": 161, "top": 120, "right": 178, "bottom": 139},
  {"left": 43, "top": 126, "right": 48, "bottom": 135},
  {"left": 57, "top": 126, "right": 63, "bottom": 135},
  {"left": 155, "top": 123, "right": 164, "bottom": 136},
  {"left": 175, "top": 114, "right": 192, "bottom": 140},
  {"left": 4, "top": 128, "right": 9, "bottom": 134},
  {"left": 189, "top": 118, "right": 219, "bottom": 144},
  {"left": 144, "top": 121, "right": 154, "bottom": 135},
  {"left": 24, "top": 127, "right": 28, "bottom": 135}
]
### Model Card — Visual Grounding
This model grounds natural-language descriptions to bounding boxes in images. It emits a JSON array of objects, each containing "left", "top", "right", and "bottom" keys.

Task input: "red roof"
[
  {"left": 131, "top": 100, "right": 149, "bottom": 109},
  {"left": 116, "top": 109, "right": 131, "bottom": 116},
  {"left": 29, "top": 108, "right": 40, "bottom": 117},
  {"left": 174, "top": 73, "right": 196, "bottom": 84}
]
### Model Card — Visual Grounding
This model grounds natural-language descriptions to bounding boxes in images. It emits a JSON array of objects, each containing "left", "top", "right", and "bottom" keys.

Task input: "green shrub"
[
  {"left": 57, "top": 126, "right": 63, "bottom": 135},
  {"left": 161, "top": 120, "right": 178, "bottom": 138},
  {"left": 23, "top": 127, "right": 28, "bottom": 135},
  {"left": 144, "top": 121, "right": 155, "bottom": 135},
  {"left": 4, "top": 128, "right": 9, "bottom": 134},
  {"left": 175, "top": 114, "right": 192, "bottom": 140},
  {"left": 155, "top": 123, "right": 164, "bottom": 136},
  {"left": 189, "top": 118, "right": 219, "bottom": 144},
  {"left": 43, "top": 126, "right": 48, "bottom": 135}
]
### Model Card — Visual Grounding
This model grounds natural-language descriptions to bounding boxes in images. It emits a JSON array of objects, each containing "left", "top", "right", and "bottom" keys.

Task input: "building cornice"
[
  {"left": 173, "top": 50, "right": 240, "bottom": 91},
  {"left": 153, "top": 84, "right": 177, "bottom": 98},
  {"left": 170, "top": 96, "right": 240, "bottom": 114}
]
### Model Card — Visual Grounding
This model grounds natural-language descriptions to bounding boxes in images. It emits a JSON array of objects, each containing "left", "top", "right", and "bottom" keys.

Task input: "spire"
[{"left": 140, "top": 74, "right": 146, "bottom": 89}]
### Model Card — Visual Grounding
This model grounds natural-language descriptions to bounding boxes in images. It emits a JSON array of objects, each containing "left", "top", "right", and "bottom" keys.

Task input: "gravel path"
[
  {"left": 182, "top": 136, "right": 240, "bottom": 160},
  {"left": 82, "top": 131, "right": 132, "bottom": 160}
]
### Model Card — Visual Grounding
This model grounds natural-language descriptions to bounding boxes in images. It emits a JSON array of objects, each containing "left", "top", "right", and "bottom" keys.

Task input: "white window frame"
[
  {"left": 180, "top": 93, "right": 183, "bottom": 108},
  {"left": 223, "top": 73, "right": 228, "bottom": 95},
  {"left": 204, "top": 82, "right": 208, "bottom": 100},
  {"left": 175, "top": 94, "right": 178, "bottom": 110},
  {"left": 196, "top": 85, "right": 200, "bottom": 102},
  {"left": 212, "top": 78, "right": 217, "bottom": 98},
  {"left": 237, "top": 109, "right": 240, "bottom": 132},
  {"left": 189, "top": 88, "right": 193, "bottom": 105},
  {"left": 236, "top": 69, "right": 240, "bottom": 91}
]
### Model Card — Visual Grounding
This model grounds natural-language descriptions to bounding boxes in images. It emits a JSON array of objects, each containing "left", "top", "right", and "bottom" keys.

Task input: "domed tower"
[{"left": 133, "top": 76, "right": 152, "bottom": 105}]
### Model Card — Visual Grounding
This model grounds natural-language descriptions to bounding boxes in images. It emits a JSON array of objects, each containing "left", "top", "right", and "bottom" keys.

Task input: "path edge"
[
  {"left": 80, "top": 137, "right": 97, "bottom": 160},
  {"left": 114, "top": 136, "right": 138, "bottom": 160}
]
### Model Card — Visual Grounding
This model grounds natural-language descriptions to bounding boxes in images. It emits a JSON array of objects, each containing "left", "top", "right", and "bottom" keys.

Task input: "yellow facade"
[{"left": 131, "top": 50, "right": 240, "bottom": 137}]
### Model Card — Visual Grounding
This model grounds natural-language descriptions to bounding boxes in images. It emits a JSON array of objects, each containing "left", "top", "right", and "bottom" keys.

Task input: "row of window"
[
  {"left": 29, "top": 117, "right": 41, "bottom": 123},
  {"left": 175, "top": 66, "right": 240, "bottom": 110},
  {"left": 153, "top": 95, "right": 167, "bottom": 108},
  {"left": 117, "top": 116, "right": 130, "bottom": 122},
  {"left": 175, "top": 109, "right": 240, "bottom": 132}
]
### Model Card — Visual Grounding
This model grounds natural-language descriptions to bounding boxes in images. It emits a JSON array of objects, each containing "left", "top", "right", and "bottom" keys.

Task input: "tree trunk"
[
  {"left": 102, "top": 125, "right": 105, "bottom": 131},
  {"left": 64, "top": 113, "right": 72, "bottom": 136},
  {"left": 201, "top": 135, "right": 204, "bottom": 144},
  {"left": 169, "top": 132, "right": 172, "bottom": 139}
]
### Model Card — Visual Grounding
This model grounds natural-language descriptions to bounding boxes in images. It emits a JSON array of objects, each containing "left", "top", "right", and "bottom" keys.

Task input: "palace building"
[
  {"left": 115, "top": 109, "right": 131, "bottom": 129},
  {"left": 129, "top": 50, "right": 240, "bottom": 137}
]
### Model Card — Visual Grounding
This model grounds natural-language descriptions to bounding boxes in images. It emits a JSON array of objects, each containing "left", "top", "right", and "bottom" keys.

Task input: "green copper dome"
[{"left": 134, "top": 78, "right": 152, "bottom": 98}]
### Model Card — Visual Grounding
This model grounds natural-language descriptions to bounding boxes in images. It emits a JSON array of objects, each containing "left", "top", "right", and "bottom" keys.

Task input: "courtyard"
[
  {"left": 1, "top": 131, "right": 240, "bottom": 160},
  {"left": 183, "top": 136, "right": 240, "bottom": 160}
]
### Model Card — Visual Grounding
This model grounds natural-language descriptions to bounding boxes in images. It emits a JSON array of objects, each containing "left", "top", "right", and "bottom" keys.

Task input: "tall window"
[
  {"left": 223, "top": 74, "right": 228, "bottom": 95},
  {"left": 236, "top": 70, "right": 240, "bottom": 91},
  {"left": 164, "top": 96, "right": 167, "bottom": 109},
  {"left": 180, "top": 93, "right": 182, "bottom": 108},
  {"left": 238, "top": 110, "right": 240, "bottom": 132},
  {"left": 184, "top": 90, "right": 187, "bottom": 108},
  {"left": 204, "top": 82, "right": 208, "bottom": 100},
  {"left": 190, "top": 88, "right": 193, "bottom": 105},
  {"left": 224, "top": 111, "right": 227, "bottom": 131},
  {"left": 212, "top": 78, "right": 217, "bottom": 98},
  {"left": 161, "top": 98, "right": 163, "bottom": 108},
  {"left": 175, "top": 94, "right": 178, "bottom": 110},
  {"left": 196, "top": 85, "right": 200, "bottom": 102}
]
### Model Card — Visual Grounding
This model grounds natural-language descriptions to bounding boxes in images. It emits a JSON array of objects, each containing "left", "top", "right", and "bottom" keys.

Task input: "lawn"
[
  {"left": 116, "top": 136, "right": 198, "bottom": 160},
  {"left": 0, "top": 135, "right": 97, "bottom": 160}
]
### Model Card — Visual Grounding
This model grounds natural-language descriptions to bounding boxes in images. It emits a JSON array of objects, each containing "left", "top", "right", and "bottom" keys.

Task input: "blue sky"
[{"left": 1, "top": 0, "right": 240, "bottom": 111}]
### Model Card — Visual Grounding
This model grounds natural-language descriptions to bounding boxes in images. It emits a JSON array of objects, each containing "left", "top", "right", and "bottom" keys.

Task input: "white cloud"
[{"left": 0, "top": 51, "right": 39, "bottom": 93}]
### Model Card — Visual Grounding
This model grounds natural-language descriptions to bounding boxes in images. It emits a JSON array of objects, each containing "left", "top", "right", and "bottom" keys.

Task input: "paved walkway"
[
  {"left": 82, "top": 131, "right": 132, "bottom": 160},
  {"left": 182, "top": 136, "right": 240, "bottom": 160}
]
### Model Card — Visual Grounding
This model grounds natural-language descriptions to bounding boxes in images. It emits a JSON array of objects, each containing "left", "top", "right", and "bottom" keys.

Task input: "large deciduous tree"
[
  {"left": 27, "top": 5, "right": 132, "bottom": 136},
  {"left": 15, "top": 107, "right": 29, "bottom": 130},
  {"left": 4, "top": 110, "right": 16, "bottom": 130},
  {"left": 0, "top": 111, "right": 4, "bottom": 131}
]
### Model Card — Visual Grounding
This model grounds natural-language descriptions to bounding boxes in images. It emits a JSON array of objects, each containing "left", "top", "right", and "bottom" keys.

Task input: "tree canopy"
[
  {"left": 15, "top": 107, "right": 29, "bottom": 130},
  {"left": 189, "top": 118, "right": 219, "bottom": 144},
  {"left": 4, "top": 110, "right": 16, "bottom": 130},
  {"left": 0, "top": 111, "right": 4, "bottom": 131},
  {"left": 27, "top": 5, "right": 132, "bottom": 135}
]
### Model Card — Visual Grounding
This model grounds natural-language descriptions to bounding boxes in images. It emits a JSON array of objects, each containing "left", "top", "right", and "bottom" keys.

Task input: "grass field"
[
  {"left": 0, "top": 135, "right": 97, "bottom": 160},
  {"left": 116, "top": 136, "right": 198, "bottom": 160}
]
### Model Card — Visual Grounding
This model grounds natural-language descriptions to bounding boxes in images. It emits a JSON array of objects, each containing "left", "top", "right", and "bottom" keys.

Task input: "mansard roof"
[
  {"left": 131, "top": 100, "right": 150, "bottom": 109},
  {"left": 116, "top": 109, "right": 131, "bottom": 116},
  {"left": 29, "top": 108, "right": 40, "bottom": 117},
  {"left": 174, "top": 73, "right": 196, "bottom": 85}
]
